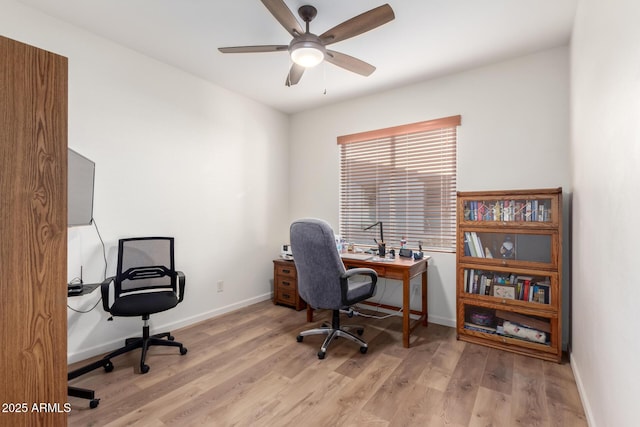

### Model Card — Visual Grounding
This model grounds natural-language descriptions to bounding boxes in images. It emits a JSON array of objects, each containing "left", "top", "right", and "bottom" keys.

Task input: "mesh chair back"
[{"left": 115, "top": 237, "right": 176, "bottom": 296}]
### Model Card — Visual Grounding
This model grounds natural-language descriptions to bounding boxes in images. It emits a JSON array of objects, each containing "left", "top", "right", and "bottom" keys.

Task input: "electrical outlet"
[{"left": 217, "top": 280, "right": 224, "bottom": 293}]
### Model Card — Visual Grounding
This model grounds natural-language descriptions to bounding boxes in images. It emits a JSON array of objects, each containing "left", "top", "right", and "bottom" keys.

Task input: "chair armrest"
[
  {"left": 341, "top": 267, "right": 378, "bottom": 282},
  {"left": 340, "top": 268, "right": 378, "bottom": 305},
  {"left": 176, "top": 271, "right": 186, "bottom": 303},
  {"left": 100, "top": 276, "right": 115, "bottom": 312}
]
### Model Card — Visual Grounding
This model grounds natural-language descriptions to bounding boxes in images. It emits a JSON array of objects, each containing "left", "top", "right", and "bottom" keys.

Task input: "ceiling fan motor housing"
[{"left": 289, "top": 33, "right": 326, "bottom": 59}]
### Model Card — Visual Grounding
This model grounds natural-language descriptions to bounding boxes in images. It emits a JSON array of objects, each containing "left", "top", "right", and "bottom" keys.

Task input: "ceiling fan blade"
[
  {"left": 325, "top": 50, "right": 376, "bottom": 76},
  {"left": 218, "top": 45, "right": 288, "bottom": 54},
  {"left": 320, "top": 4, "right": 395, "bottom": 45},
  {"left": 285, "top": 63, "right": 305, "bottom": 87},
  {"left": 261, "top": 0, "right": 304, "bottom": 37}
]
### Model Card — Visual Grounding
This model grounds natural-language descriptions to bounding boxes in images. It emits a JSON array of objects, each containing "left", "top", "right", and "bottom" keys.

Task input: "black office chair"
[
  {"left": 290, "top": 218, "right": 378, "bottom": 359},
  {"left": 100, "top": 237, "right": 187, "bottom": 374}
]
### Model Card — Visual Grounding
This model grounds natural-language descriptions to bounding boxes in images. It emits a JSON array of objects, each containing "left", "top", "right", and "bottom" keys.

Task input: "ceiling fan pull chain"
[{"left": 323, "top": 62, "right": 327, "bottom": 95}]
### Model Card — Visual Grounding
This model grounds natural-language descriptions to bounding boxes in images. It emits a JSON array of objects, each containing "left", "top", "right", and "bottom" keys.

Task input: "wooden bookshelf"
[{"left": 456, "top": 188, "right": 562, "bottom": 362}]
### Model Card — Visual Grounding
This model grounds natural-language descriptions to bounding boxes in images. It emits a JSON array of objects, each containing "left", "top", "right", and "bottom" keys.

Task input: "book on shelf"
[
  {"left": 477, "top": 202, "right": 486, "bottom": 221},
  {"left": 464, "top": 232, "right": 476, "bottom": 257},
  {"left": 484, "top": 279, "right": 492, "bottom": 295},
  {"left": 472, "top": 273, "right": 479, "bottom": 294},
  {"left": 471, "top": 232, "right": 484, "bottom": 258},
  {"left": 514, "top": 275, "right": 533, "bottom": 301},
  {"left": 463, "top": 269, "right": 468, "bottom": 293},
  {"left": 464, "top": 322, "right": 497, "bottom": 334},
  {"left": 463, "top": 233, "right": 472, "bottom": 256},
  {"left": 532, "top": 281, "right": 550, "bottom": 304}
]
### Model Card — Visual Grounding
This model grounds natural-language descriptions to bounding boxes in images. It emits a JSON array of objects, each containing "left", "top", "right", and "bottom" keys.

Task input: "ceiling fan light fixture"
[
  {"left": 289, "top": 37, "right": 325, "bottom": 68},
  {"left": 291, "top": 46, "right": 324, "bottom": 67}
]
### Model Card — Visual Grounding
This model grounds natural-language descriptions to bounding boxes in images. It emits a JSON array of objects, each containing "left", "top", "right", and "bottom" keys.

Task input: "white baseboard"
[
  {"left": 428, "top": 314, "right": 456, "bottom": 328},
  {"left": 67, "top": 293, "right": 272, "bottom": 364},
  {"left": 569, "top": 350, "right": 596, "bottom": 427}
]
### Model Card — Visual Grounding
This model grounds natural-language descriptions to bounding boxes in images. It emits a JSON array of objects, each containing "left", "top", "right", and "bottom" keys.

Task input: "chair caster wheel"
[
  {"left": 141, "top": 364, "right": 150, "bottom": 374},
  {"left": 180, "top": 346, "right": 188, "bottom": 355},
  {"left": 317, "top": 351, "right": 326, "bottom": 359},
  {"left": 360, "top": 346, "right": 368, "bottom": 354},
  {"left": 168, "top": 335, "right": 175, "bottom": 341},
  {"left": 104, "top": 361, "right": 114, "bottom": 372},
  {"left": 357, "top": 328, "right": 364, "bottom": 336},
  {"left": 296, "top": 335, "right": 303, "bottom": 342},
  {"left": 89, "top": 399, "right": 100, "bottom": 409}
]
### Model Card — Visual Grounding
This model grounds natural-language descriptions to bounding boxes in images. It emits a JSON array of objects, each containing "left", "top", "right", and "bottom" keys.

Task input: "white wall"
[
  {"left": 1, "top": 0, "right": 576, "bottom": 372},
  {"left": 289, "top": 47, "right": 571, "bottom": 334},
  {"left": 2, "top": 0, "right": 291, "bottom": 363},
  {"left": 570, "top": 0, "right": 640, "bottom": 425}
]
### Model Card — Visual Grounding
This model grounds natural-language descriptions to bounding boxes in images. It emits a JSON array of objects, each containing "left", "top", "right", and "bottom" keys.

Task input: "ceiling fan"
[{"left": 218, "top": 0, "right": 395, "bottom": 86}]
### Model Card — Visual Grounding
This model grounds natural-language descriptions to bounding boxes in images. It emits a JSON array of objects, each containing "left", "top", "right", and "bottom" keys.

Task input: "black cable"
[
  {"left": 67, "top": 217, "right": 107, "bottom": 314},
  {"left": 67, "top": 298, "right": 101, "bottom": 314},
  {"left": 92, "top": 217, "right": 108, "bottom": 281}
]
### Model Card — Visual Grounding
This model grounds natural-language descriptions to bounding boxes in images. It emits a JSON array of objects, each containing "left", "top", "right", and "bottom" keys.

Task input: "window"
[{"left": 338, "top": 115, "right": 460, "bottom": 252}]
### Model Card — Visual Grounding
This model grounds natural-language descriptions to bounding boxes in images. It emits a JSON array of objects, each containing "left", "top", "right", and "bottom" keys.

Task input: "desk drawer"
[
  {"left": 276, "top": 276, "right": 296, "bottom": 291},
  {"left": 345, "top": 263, "right": 386, "bottom": 277},
  {"left": 275, "top": 264, "right": 296, "bottom": 279},
  {"left": 276, "top": 287, "right": 298, "bottom": 306}
]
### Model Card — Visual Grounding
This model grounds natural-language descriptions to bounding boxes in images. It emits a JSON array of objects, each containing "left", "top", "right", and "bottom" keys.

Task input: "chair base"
[
  {"left": 296, "top": 309, "right": 368, "bottom": 359},
  {"left": 101, "top": 318, "right": 187, "bottom": 374}
]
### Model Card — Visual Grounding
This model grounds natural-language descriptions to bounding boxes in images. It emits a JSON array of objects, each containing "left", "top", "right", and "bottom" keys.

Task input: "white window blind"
[{"left": 338, "top": 115, "right": 460, "bottom": 252}]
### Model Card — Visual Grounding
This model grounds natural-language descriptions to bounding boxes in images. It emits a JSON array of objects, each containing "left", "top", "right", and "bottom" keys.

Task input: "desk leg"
[
  {"left": 67, "top": 357, "right": 109, "bottom": 409},
  {"left": 402, "top": 273, "right": 411, "bottom": 348},
  {"left": 68, "top": 385, "right": 99, "bottom": 408}
]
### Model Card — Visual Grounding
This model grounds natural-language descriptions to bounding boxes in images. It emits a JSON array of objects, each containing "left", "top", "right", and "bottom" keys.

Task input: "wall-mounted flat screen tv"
[{"left": 68, "top": 148, "right": 95, "bottom": 227}]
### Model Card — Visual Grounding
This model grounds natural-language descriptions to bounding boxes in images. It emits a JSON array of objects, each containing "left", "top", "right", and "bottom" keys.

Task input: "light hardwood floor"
[{"left": 68, "top": 300, "right": 587, "bottom": 426}]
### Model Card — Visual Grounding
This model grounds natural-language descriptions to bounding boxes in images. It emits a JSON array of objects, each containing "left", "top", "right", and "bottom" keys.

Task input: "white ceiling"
[{"left": 17, "top": 0, "right": 578, "bottom": 114}]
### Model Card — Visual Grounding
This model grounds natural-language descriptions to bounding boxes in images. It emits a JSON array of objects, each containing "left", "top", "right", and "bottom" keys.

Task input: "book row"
[
  {"left": 463, "top": 231, "right": 515, "bottom": 259},
  {"left": 463, "top": 199, "right": 551, "bottom": 222},
  {"left": 463, "top": 269, "right": 551, "bottom": 304}
]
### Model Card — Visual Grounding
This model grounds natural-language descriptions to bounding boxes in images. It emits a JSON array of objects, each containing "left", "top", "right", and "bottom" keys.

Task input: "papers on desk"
[
  {"left": 370, "top": 256, "right": 396, "bottom": 262},
  {"left": 340, "top": 253, "right": 373, "bottom": 261}
]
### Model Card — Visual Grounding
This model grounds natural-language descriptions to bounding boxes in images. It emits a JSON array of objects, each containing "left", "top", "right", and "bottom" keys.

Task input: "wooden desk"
[
  {"left": 68, "top": 283, "right": 103, "bottom": 408},
  {"left": 307, "top": 255, "right": 430, "bottom": 348}
]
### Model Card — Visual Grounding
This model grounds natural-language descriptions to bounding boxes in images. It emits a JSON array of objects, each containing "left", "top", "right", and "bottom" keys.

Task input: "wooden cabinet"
[
  {"left": 456, "top": 188, "right": 562, "bottom": 362},
  {"left": 0, "top": 36, "right": 68, "bottom": 425},
  {"left": 273, "top": 259, "right": 306, "bottom": 311}
]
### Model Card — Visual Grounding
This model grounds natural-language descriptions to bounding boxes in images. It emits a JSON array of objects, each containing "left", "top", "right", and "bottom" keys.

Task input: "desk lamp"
[{"left": 364, "top": 221, "right": 385, "bottom": 257}]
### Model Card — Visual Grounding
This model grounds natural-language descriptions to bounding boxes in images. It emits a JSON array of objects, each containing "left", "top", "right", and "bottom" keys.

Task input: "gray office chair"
[{"left": 290, "top": 218, "right": 377, "bottom": 359}]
